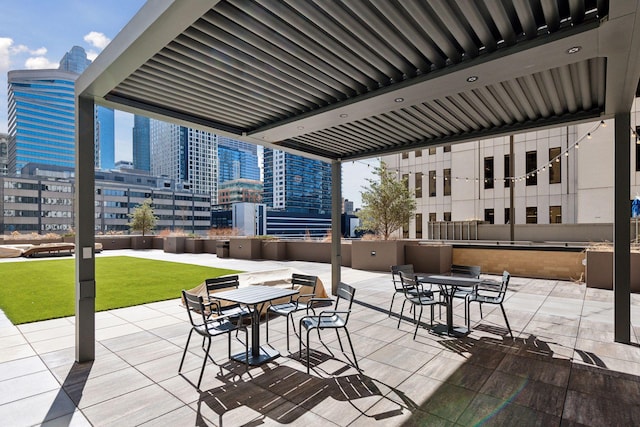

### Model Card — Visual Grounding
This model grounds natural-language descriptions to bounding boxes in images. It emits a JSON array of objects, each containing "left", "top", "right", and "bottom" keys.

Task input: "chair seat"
[
  {"left": 452, "top": 287, "right": 473, "bottom": 298},
  {"left": 194, "top": 318, "right": 238, "bottom": 336},
  {"left": 408, "top": 288, "right": 433, "bottom": 298},
  {"left": 470, "top": 294, "right": 501, "bottom": 304},
  {"left": 268, "top": 301, "right": 310, "bottom": 316},
  {"left": 301, "top": 314, "right": 345, "bottom": 330},
  {"left": 407, "top": 295, "right": 439, "bottom": 305}
]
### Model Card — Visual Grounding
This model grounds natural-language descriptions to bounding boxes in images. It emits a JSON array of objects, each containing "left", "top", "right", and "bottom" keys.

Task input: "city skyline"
[{"left": 0, "top": 1, "right": 376, "bottom": 207}]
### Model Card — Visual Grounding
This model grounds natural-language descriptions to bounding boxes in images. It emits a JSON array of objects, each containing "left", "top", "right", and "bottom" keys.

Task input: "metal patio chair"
[
  {"left": 398, "top": 271, "right": 442, "bottom": 339},
  {"left": 468, "top": 271, "right": 513, "bottom": 338}
]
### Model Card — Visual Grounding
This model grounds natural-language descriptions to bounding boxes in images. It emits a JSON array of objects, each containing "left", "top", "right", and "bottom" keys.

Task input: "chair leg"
[
  {"left": 389, "top": 292, "right": 396, "bottom": 317},
  {"left": 397, "top": 300, "right": 407, "bottom": 328},
  {"left": 197, "top": 336, "right": 212, "bottom": 390},
  {"left": 414, "top": 305, "right": 423, "bottom": 340},
  {"left": 343, "top": 328, "right": 360, "bottom": 371},
  {"left": 479, "top": 302, "right": 484, "bottom": 318},
  {"left": 286, "top": 313, "right": 291, "bottom": 350},
  {"left": 179, "top": 328, "right": 194, "bottom": 373},
  {"left": 500, "top": 304, "right": 513, "bottom": 338},
  {"left": 243, "top": 328, "right": 249, "bottom": 372},
  {"left": 228, "top": 331, "right": 232, "bottom": 358},
  {"left": 306, "top": 328, "right": 311, "bottom": 374},
  {"left": 265, "top": 310, "right": 270, "bottom": 343},
  {"left": 335, "top": 329, "right": 344, "bottom": 352}
]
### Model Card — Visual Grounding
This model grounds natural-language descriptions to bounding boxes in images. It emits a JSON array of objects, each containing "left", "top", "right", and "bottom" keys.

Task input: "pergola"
[{"left": 75, "top": 0, "right": 640, "bottom": 361}]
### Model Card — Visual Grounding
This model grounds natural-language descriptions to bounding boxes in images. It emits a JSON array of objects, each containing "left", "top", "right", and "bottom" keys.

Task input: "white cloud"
[
  {"left": 0, "top": 37, "right": 13, "bottom": 71},
  {"left": 24, "top": 56, "right": 59, "bottom": 69},
  {"left": 10, "top": 43, "right": 29, "bottom": 54},
  {"left": 84, "top": 31, "right": 111, "bottom": 49},
  {"left": 30, "top": 47, "right": 47, "bottom": 56},
  {"left": 86, "top": 50, "right": 99, "bottom": 61}
]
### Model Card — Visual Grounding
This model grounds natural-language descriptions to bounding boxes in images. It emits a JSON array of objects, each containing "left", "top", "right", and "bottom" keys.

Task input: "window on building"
[
  {"left": 416, "top": 213, "right": 422, "bottom": 238},
  {"left": 485, "top": 209, "right": 495, "bottom": 224},
  {"left": 429, "top": 147, "right": 436, "bottom": 155},
  {"left": 415, "top": 149, "right": 422, "bottom": 157},
  {"left": 429, "top": 170, "right": 436, "bottom": 197},
  {"left": 504, "top": 154, "right": 511, "bottom": 188},
  {"left": 403, "top": 218, "right": 409, "bottom": 238},
  {"left": 505, "top": 207, "right": 511, "bottom": 224},
  {"left": 444, "top": 212, "right": 451, "bottom": 221},
  {"left": 402, "top": 174, "right": 409, "bottom": 191},
  {"left": 443, "top": 169, "right": 451, "bottom": 196},
  {"left": 484, "top": 157, "right": 494, "bottom": 189},
  {"left": 429, "top": 212, "right": 436, "bottom": 222},
  {"left": 526, "top": 151, "right": 537, "bottom": 186},
  {"left": 526, "top": 206, "right": 537, "bottom": 224},
  {"left": 549, "top": 206, "right": 562, "bottom": 223},
  {"left": 402, "top": 152, "right": 409, "bottom": 159},
  {"left": 415, "top": 172, "right": 422, "bottom": 198},
  {"left": 444, "top": 145, "right": 451, "bottom": 152},
  {"left": 549, "top": 147, "right": 561, "bottom": 184}
]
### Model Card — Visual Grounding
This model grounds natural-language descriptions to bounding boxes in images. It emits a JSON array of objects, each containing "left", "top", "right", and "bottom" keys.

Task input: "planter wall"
[
  {"left": 286, "top": 241, "right": 331, "bottom": 263},
  {"left": 453, "top": 247, "right": 585, "bottom": 280},
  {"left": 262, "top": 240, "right": 288, "bottom": 260},
  {"left": 131, "top": 235, "right": 153, "bottom": 249},
  {"left": 96, "top": 236, "right": 132, "bottom": 250},
  {"left": 184, "top": 238, "right": 204, "bottom": 253},
  {"left": 203, "top": 239, "right": 218, "bottom": 254},
  {"left": 229, "top": 238, "right": 262, "bottom": 259},
  {"left": 585, "top": 251, "right": 640, "bottom": 291},
  {"left": 164, "top": 236, "right": 187, "bottom": 253},
  {"left": 405, "top": 244, "right": 452, "bottom": 274},
  {"left": 351, "top": 240, "right": 406, "bottom": 271},
  {"left": 152, "top": 237, "right": 164, "bottom": 249}
]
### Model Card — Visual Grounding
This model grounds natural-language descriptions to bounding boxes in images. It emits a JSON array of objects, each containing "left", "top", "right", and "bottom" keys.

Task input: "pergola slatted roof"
[{"left": 78, "top": 0, "right": 640, "bottom": 162}]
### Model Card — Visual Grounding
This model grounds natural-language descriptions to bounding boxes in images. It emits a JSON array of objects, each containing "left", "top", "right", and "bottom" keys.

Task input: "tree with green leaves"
[
  {"left": 357, "top": 161, "right": 416, "bottom": 240},
  {"left": 128, "top": 198, "right": 157, "bottom": 236}
]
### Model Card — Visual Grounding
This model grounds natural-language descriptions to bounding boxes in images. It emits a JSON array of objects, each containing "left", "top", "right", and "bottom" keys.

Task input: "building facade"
[
  {"left": 382, "top": 99, "right": 640, "bottom": 238},
  {"left": 1, "top": 164, "right": 211, "bottom": 234},
  {"left": 217, "top": 136, "right": 260, "bottom": 184},
  {"left": 263, "top": 148, "right": 332, "bottom": 214},
  {"left": 132, "top": 115, "right": 151, "bottom": 171},
  {"left": 150, "top": 121, "right": 218, "bottom": 203},
  {"left": 217, "top": 178, "right": 263, "bottom": 209},
  {"left": 0, "top": 133, "right": 8, "bottom": 175}
]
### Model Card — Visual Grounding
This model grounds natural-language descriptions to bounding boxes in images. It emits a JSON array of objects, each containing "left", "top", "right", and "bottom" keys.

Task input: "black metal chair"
[
  {"left": 389, "top": 265, "right": 414, "bottom": 317},
  {"left": 468, "top": 271, "right": 513, "bottom": 338},
  {"left": 299, "top": 282, "right": 359, "bottom": 374},
  {"left": 450, "top": 264, "right": 481, "bottom": 329},
  {"left": 179, "top": 290, "right": 248, "bottom": 390},
  {"left": 265, "top": 273, "right": 319, "bottom": 350},
  {"left": 398, "top": 271, "right": 442, "bottom": 339},
  {"left": 205, "top": 275, "right": 252, "bottom": 321}
]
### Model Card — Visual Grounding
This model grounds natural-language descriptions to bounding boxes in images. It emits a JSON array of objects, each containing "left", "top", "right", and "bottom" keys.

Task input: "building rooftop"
[{"left": 1, "top": 249, "right": 639, "bottom": 426}]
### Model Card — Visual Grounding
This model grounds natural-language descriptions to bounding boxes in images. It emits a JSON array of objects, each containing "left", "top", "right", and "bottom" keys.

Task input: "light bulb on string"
[
  {"left": 601, "top": 120, "right": 606, "bottom": 128},
  {"left": 587, "top": 133, "right": 592, "bottom": 139},
  {"left": 575, "top": 142, "right": 580, "bottom": 149},
  {"left": 565, "top": 151, "right": 569, "bottom": 157}
]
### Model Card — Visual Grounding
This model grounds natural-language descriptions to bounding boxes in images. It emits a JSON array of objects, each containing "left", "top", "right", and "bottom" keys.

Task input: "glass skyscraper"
[
  {"left": 217, "top": 135, "right": 259, "bottom": 184},
  {"left": 263, "top": 148, "right": 332, "bottom": 214},
  {"left": 58, "top": 45, "right": 115, "bottom": 170},
  {"left": 7, "top": 69, "right": 78, "bottom": 172},
  {"left": 132, "top": 115, "right": 151, "bottom": 171}
]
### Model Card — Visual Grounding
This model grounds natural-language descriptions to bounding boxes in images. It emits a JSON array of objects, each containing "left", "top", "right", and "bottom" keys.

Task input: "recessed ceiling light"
[
  {"left": 466, "top": 76, "right": 478, "bottom": 82},
  {"left": 339, "top": 113, "right": 348, "bottom": 118},
  {"left": 394, "top": 97, "right": 404, "bottom": 103},
  {"left": 567, "top": 46, "right": 581, "bottom": 54}
]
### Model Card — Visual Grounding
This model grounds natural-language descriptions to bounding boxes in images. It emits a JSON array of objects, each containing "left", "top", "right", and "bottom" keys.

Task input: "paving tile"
[
  {"left": 0, "top": 388, "right": 78, "bottom": 427},
  {"left": 0, "top": 343, "right": 36, "bottom": 363},
  {"left": 0, "top": 370, "right": 61, "bottom": 405},
  {"left": 562, "top": 389, "right": 640, "bottom": 426},
  {"left": 0, "top": 355, "right": 47, "bottom": 382},
  {"left": 65, "top": 366, "right": 154, "bottom": 408},
  {"left": 458, "top": 392, "right": 560, "bottom": 426}
]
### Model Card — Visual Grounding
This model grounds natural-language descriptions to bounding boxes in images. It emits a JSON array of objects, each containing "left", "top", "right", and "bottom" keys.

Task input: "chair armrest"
[{"left": 317, "top": 309, "right": 350, "bottom": 320}]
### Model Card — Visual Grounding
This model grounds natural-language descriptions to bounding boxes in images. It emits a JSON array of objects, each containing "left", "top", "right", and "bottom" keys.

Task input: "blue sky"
[{"left": 0, "top": 1, "right": 375, "bottom": 207}]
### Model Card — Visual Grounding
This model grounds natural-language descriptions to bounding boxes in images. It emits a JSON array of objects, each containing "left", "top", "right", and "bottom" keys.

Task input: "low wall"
[
  {"left": 452, "top": 246, "right": 585, "bottom": 280},
  {"left": 95, "top": 236, "right": 132, "bottom": 250}
]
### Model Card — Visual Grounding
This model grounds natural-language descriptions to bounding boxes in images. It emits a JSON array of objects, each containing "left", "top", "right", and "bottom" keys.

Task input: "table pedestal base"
[
  {"left": 432, "top": 324, "right": 470, "bottom": 337},
  {"left": 231, "top": 346, "right": 280, "bottom": 365}
]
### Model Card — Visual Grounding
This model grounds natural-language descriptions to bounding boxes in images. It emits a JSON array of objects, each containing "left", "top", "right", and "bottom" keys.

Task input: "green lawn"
[{"left": 0, "top": 256, "right": 241, "bottom": 324}]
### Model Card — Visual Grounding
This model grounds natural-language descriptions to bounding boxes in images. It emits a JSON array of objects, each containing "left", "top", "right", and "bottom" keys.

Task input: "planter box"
[
  {"left": 131, "top": 235, "right": 154, "bottom": 249},
  {"left": 203, "top": 239, "right": 218, "bottom": 254},
  {"left": 229, "top": 238, "right": 261, "bottom": 259},
  {"left": 185, "top": 238, "right": 204, "bottom": 253},
  {"left": 585, "top": 250, "right": 640, "bottom": 292},
  {"left": 164, "top": 236, "right": 187, "bottom": 253},
  {"left": 405, "top": 244, "right": 452, "bottom": 274},
  {"left": 287, "top": 241, "right": 331, "bottom": 263},
  {"left": 262, "top": 240, "right": 287, "bottom": 260},
  {"left": 152, "top": 237, "right": 164, "bottom": 249},
  {"left": 351, "top": 240, "right": 406, "bottom": 271},
  {"left": 96, "top": 236, "right": 132, "bottom": 250}
]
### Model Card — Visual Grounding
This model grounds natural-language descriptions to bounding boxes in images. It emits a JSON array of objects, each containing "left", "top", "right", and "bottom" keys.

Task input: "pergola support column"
[
  {"left": 75, "top": 95, "right": 96, "bottom": 362},
  {"left": 331, "top": 160, "right": 342, "bottom": 295},
  {"left": 614, "top": 112, "right": 631, "bottom": 344}
]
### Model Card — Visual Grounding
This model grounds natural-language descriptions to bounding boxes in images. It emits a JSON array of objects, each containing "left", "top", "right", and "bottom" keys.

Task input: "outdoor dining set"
[{"left": 178, "top": 265, "right": 512, "bottom": 390}]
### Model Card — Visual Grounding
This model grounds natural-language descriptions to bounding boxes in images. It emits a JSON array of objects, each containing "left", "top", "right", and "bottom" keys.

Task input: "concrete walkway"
[{"left": 1, "top": 249, "right": 640, "bottom": 426}]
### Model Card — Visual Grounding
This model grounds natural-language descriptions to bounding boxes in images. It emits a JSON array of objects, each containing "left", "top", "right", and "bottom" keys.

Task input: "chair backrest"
[
  {"left": 205, "top": 275, "right": 240, "bottom": 291},
  {"left": 450, "top": 264, "right": 481, "bottom": 278},
  {"left": 182, "top": 290, "right": 207, "bottom": 327},
  {"left": 391, "top": 264, "right": 414, "bottom": 290},
  {"left": 398, "top": 270, "right": 418, "bottom": 293},
  {"left": 335, "top": 282, "right": 356, "bottom": 324},
  {"left": 291, "top": 273, "right": 318, "bottom": 294},
  {"left": 497, "top": 271, "right": 510, "bottom": 301}
]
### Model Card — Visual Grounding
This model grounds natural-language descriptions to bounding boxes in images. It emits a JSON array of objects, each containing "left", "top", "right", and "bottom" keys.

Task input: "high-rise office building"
[
  {"left": 150, "top": 120, "right": 218, "bottom": 203},
  {"left": 7, "top": 69, "right": 78, "bottom": 172},
  {"left": 58, "top": 45, "right": 115, "bottom": 170},
  {"left": 0, "top": 133, "right": 8, "bottom": 175},
  {"left": 132, "top": 115, "right": 151, "bottom": 171},
  {"left": 263, "top": 148, "right": 332, "bottom": 214},
  {"left": 217, "top": 136, "right": 260, "bottom": 184}
]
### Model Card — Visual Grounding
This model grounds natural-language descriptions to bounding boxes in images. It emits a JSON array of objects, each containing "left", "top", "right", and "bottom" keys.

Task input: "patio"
[{"left": 1, "top": 249, "right": 640, "bottom": 426}]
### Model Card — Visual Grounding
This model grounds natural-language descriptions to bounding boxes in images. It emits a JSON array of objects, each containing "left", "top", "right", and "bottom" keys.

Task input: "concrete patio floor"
[{"left": 1, "top": 249, "right": 640, "bottom": 426}]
